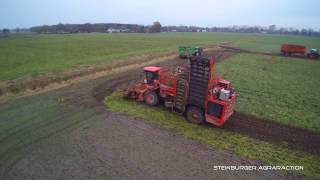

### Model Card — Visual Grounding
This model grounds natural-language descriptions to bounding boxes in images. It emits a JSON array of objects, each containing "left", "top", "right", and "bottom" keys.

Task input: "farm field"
[
  {"left": 3, "top": 0, "right": 320, "bottom": 179},
  {"left": 1, "top": 33, "right": 320, "bottom": 81},
  {"left": 1, "top": 32, "right": 320, "bottom": 179}
]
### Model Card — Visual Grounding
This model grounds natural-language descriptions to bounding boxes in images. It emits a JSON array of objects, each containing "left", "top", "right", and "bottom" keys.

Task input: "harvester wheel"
[
  {"left": 186, "top": 106, "right": 204, "bottom": 124},
  {"left": 144, "top": 91, "right": 159, "bottom": 106}
]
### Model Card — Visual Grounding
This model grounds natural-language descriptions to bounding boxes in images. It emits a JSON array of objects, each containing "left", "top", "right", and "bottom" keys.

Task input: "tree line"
[
  {"left": 1, "top": 23, "right": 320, "bottom": 37},
  {"left": 163, "top": 25, "right": 320, "bottom": 37},
  {"left": 29, "top": 22, "right": 161, "bottom": 34}
]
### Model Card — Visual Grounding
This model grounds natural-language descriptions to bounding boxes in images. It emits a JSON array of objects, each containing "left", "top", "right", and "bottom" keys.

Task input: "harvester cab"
[
  {"left": 124, "top": 66, "right": 160, "bottom": 104},
  {"left": 143, "top": 66, "right": 160, "bottom": 84}
]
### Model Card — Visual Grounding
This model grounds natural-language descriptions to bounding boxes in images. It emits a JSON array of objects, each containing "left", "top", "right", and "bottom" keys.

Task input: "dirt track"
[
  {"left": 226, "top": 112, "right": 320, "bottom": 155},
  {"left": 0, "top": 50, "right": 316, "bottom": 179},
  {"left": 219, "top": 45, "right": 318, "bottom": 60}
]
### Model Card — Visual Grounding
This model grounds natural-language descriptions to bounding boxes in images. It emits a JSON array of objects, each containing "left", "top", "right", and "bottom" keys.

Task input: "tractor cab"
[
  {"left": 178, "top": 46, "right": 203, "bottom": 58},
  {"left": 143, "top": 66, "right": 161, "bottom": 84},
  {"left": 191, "top": 47, "right": 203, "bottom": 56}
]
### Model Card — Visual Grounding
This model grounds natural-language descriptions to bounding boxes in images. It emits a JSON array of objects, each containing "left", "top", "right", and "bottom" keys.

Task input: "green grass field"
[
  {"left": 215, "top": 54, "right": 320, "bottom": 133},
  {"left": 1, "top": 33, "right": 319, "bottom": 81},
  {"left": 105, "top": 91, "right": 320, "bottom": 178},
  {"left": 0, "top": 87, "right": 101, "bottom": 176}
]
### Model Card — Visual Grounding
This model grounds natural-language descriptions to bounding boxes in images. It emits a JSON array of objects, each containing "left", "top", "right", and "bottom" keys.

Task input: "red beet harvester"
[{"left": 124, "top": 57, "right": 237, "bottom": 126}]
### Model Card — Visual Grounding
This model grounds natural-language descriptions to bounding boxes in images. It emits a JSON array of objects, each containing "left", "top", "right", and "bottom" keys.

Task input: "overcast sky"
[{"left": 1, "top": 0, "right": 319, "bottom": 30}]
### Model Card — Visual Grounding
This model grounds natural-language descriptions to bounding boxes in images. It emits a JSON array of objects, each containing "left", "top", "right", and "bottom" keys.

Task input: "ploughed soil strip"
[
  {"left": 225, "top": 112, "right": 320, "bottom": 155},
  {"left": 219, "top": 45, "right": 274, "bottom": 55},
  {"left": 219, "top": 45, "right": 316, "bottom": 60}
]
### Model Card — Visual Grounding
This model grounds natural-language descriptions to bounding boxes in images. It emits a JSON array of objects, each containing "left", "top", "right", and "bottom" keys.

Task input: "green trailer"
[{"left": 178, "top": 46, "right": 203, "bottom": 59}]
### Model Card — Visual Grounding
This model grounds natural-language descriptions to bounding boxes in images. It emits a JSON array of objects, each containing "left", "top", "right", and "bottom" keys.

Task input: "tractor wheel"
[
  {"left": 186, "top": 106, "right": 204, "bottom": 124},
  {"left": 144, "top": 91, "right": 159, "bottom": 106}
]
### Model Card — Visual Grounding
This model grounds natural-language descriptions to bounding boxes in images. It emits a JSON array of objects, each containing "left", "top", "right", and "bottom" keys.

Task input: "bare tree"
[
  {"left": 2, "top": 29, "right": 10, "bottom": 34},
  {"left": 268, "top": 25, "right": 276, "bottom": 33},
  {"left": 150, "top": 21, "right": 161, "bottom": 33},
  {"left": 14, "top": 28, "right": 20, "bottom": 33},
  {"left": 56, "top": 23, "right": 66, "bottom": 33}
]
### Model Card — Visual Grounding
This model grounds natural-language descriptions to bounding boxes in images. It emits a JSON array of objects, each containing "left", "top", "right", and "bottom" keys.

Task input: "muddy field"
[{"left": 1, "top": 49, "right": 318, "bottom": 179}]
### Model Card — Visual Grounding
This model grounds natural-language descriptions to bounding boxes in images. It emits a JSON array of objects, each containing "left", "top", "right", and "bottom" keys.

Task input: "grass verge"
[
  {"left": 215, "top": 53, "right": 320, "bottom": 133},
  {"left": 105, "top": 91, "right": 320, "bottom": 178},
  {"left": 0, "top": 91, "right": 97, "bottom": 176}
]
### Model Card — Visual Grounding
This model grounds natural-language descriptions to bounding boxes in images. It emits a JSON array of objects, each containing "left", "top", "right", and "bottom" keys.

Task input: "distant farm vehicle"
[
  {"left": 281, "top": 44, "right": 319, "bottom": 59},
  {"left": 178, "top": 46, "right": 203, "bottom": 59},
  {"left": 307, "top": 49, "right": 319, "bottom": 59},
  {"left": 124, "top": 57, "right": 237, "bottom": 127},
  {"left": 281, "top": 44, "right": 306, "bottom": 56}
]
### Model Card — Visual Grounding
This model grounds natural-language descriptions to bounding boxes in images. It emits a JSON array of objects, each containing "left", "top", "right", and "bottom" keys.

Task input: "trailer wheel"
[
  {"left": 186, "top": 106, "right": 204, "bottom": 124},
  {"left": 144, "top": 91, "right": 159, "bottom": 106}
]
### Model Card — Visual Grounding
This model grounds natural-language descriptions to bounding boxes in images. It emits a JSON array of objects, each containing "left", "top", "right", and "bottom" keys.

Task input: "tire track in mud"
[
  {"left": 219, "top": 45, "right": 317, "bottom": 61},
  {"left": 90, "top": 52, "right": 320, "bottom": 156},
  {"left": 226, "top": 112, "right": 320, "bottom": 155}
]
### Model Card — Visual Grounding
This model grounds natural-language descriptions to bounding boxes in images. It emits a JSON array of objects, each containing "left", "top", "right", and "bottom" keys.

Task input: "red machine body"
[
  {"left": 125, "top": 66, "right": 160, "bottom": 102},
  {"left": 281, "top": 43, "right": 306, "bottom": 56},
  {"left": 125, "top": 57, "right": 237, "bottom": 127}
]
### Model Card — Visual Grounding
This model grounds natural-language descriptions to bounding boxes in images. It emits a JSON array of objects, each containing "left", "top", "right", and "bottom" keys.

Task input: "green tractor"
[
  {"left": 307, "top": 49, "right": 319, "bottom": 59},
  {"left": 178, "top": 46, "right": 203, "bottom": 59}
]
